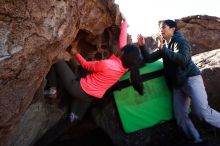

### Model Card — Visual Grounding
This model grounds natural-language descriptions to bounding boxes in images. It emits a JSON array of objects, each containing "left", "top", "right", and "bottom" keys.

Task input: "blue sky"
[{"left": 115, "top": 0, "right": 220, "bottom": 41}]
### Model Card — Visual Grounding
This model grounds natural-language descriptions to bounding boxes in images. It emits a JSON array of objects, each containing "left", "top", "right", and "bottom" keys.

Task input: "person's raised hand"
[
  {"left": 152, "top": 33, "right": 161, "bottom": 42},
  {"left": 152, "top": 33, "right": 164, "bottom": 50},
  {"left": 65, "top": 45, "right": 77, "bottom": 56},
  {"left": 66, "top": 40, "right": 79, "bottom": 56},
  {"left": 69, "top": 47, "right": 78, "bottom": 56},
  {"left": 137, "top": 34, "right": 145, "bottom": 47}
]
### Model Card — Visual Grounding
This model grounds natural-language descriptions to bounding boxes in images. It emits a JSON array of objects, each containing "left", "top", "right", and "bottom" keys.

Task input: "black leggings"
[
  {"left": 36, "top": 61, "right": 95, "bottom": 146},
  {"left": 54, "top": 60, "right": 93, "bottom": 120}
]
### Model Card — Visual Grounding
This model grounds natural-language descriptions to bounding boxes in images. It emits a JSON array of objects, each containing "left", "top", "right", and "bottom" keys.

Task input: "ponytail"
[
  {"left": 120, "top": 44, "right": 144, "bottom": 95},
  {"left": 130, "top": 66, "right": 144, "bottom": 95}
]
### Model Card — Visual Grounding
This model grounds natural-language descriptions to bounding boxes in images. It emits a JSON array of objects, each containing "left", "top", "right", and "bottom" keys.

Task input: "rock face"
[{"left": 0, "top": 0, "right": 122, "bottom": 146}]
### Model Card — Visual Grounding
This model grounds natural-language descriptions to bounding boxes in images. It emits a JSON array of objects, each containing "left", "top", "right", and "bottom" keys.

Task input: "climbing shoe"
[{"left": 44, "top": 87, "right": 57, "bottom": 99}]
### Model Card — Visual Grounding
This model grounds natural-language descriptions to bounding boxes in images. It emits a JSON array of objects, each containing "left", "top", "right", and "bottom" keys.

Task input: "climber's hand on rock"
[{"left": 69, "top": 47, "right": 78, "bottom": 56}]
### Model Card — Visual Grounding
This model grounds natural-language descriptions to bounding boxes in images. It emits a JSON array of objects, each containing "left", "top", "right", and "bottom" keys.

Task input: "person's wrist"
[
  {"left": 138, "top": 41, "right": 145, "bottom": 47},
  {"left": 69, "top": 49, "right": 77, "bottom": 56},
  {"left": 158, "top": 43, "right": 163, "bottom": 49},
  {"left": 138, "top": 44, "right": 144, "bottom": 47}
]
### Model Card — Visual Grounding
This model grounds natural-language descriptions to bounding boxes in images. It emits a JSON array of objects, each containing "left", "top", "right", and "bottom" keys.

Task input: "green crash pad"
[{"left": 113, "top": 60, "right": 173, "bottom": 133}]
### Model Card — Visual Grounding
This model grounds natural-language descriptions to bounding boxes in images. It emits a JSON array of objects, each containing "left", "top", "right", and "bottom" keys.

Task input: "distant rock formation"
[{"left": 176, "top": 15, "right": 220, "bottom": 55}]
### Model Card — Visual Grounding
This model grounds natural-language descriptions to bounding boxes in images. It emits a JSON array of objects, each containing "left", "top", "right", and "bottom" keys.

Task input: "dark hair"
[
  {"left": 159, "top": 19, "right": 177, "bottom": 31},
  {"left": 94, "top": 52, "right": 102, "bottom": 60},
  {"left": 120, "top": 44, "right": 144, "bottom": 95}
]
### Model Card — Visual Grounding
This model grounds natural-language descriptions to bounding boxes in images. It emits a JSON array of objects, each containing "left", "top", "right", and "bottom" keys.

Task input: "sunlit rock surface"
[{"left": 0, "top": 0, "right": 122, "bottom": 145}]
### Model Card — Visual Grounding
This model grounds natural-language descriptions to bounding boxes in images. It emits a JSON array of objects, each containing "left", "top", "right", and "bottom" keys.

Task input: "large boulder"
[
  {"left": 0, "top": 0, "right": 122, "bottom": 146},
  {"left": 193, "top": 48, "right": 220, "bottom": 106}
]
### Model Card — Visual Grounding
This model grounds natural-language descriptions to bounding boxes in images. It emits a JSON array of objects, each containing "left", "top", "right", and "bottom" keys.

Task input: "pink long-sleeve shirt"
[
  {"left": 76, "top": 54, "right": 128, "bottom": 98},
  {"left": 119, "top": 21, "right": 128, "bottom": 49},
  {"left": 75, "top": 21, "right": 128, "bottom": 98}
]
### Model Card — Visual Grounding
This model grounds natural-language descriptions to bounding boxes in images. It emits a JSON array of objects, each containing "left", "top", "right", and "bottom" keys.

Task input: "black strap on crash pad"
[{"left": 113, "top": 69, "right": 164, "bottom": 91}]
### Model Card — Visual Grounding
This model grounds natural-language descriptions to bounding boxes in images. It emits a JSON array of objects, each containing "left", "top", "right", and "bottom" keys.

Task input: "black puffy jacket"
[{"left": 140, "top": 31, "right": 201, "bottom": 88}]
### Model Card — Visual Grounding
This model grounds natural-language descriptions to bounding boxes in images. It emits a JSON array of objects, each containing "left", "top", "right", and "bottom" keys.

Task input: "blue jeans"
[{"left": 173, "top": 75, "right": 220, "bottom": 142}]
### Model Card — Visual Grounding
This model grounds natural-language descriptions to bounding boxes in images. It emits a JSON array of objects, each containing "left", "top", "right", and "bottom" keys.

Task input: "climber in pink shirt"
[
  {"left": 74, "top": 52, "right": 128, "bottom": 98},
  {"left": 44, "top": 20, "right": 144, "bottom": 123}
]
